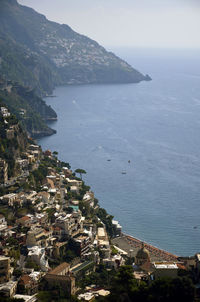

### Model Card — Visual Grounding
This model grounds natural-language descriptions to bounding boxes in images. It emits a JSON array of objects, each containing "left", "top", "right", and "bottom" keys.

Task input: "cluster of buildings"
[
  {"left": 38, "top": 31, "right": 125, "bottom": 78},
  {"left": 0, "top": 107, "right": 10, "bottom": 184},
  {"left": 0, "top": 144, "right": 125, "bottom": 301},
  {"left": 0, "top": 131, "right": 199, "bottom": 301},
  {"left": 0, "top": 143, "right": 41, "bottom": 186},
  {"left": 0, "top": 106, "right": 17, "bottom": 140},
  {"left": 125, "top": 243, "right": 200, "bottom": 285},
  {"left": 0, "top": 104, "right": 41, "bottom": 185}
]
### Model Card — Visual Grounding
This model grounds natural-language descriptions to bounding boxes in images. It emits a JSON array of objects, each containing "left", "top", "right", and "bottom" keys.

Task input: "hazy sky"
[{"left": 18, "top": 0, "right": 200, "bottom": 49}]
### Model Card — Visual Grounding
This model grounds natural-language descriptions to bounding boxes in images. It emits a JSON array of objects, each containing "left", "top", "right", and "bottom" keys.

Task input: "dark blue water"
[{"left": 38, "top": 48, "right": 200, "bottom": 256}]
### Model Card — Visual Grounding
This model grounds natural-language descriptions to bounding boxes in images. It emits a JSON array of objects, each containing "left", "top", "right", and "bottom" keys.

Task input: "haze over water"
[{"left": 38, "top": 48, "right": 200, "bottom": 256}]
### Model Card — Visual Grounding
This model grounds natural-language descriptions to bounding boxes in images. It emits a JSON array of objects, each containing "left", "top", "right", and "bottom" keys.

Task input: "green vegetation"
[
  {"left": 111, "top": 245, "right": 118, "bottom": 256},
  {"left": 37, "top": 291, "right": 78, "bottom": 302},
  {"left": 1, "top": 102, "right": 196, "bottom": 302},
  {"left": 78, "top": 264, "right": 116, "bottom": 289},
  {"left": 25, "top": 259, "right": 40, "bottom": 271},
  {"left": 75, "top": 169, "right": 86, "bottom": 180},
  {"left": 101, "top": 265, "right": 196, "bottom": 302},
  {"left": 46, "top": 208, "right": 56, "bottom": 223},
  {"left": 0, "top": 79, "right": 57, "bottom": 137},
  {"left": 6, "top": 237, "right": 19, "bottom": 248},
  {"left": 0, "top": 107, "right": 28, "bottom": 177},
  {"left": 0, "top": 0, "right": 150, "bottom": 139},
  {"left": 97, "top": 207, "right": 114, "bottom": 238},
  {"left": 0, "top": 0, "right": 149, "bottom": 99},
  {"left": 28, "top": 155, "right": 60, "bottom": 191},
  {"left": 0, "top": 206, "right": 15, "bottom": 224},
  {"left": 0, "top": 35, "right": 58, "bottom": 97},
  {"left": 13, "top": 268, "right": 23, "bottom": 278},
  {"left": 79, "top": 200, "right": 95, "bottom": 218},
  {"left": 31, "top": 164, "right": 48, "bottom": 188}
]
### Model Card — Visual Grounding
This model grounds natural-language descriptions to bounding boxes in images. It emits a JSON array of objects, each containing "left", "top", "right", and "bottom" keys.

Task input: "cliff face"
[
  {"left": 0, "top": 0, "right": 150, "bottom": 96},
  {"left": 0, "top": 78, "right": 57, "bottom": 138}
]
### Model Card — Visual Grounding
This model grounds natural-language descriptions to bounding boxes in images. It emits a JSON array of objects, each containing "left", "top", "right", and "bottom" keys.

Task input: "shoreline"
[
  {"left": 40, "top": 82, "right": 200, "bottom": 258},
  {"left": 112, "top": 233, "right": 178, "bottom": 262}
]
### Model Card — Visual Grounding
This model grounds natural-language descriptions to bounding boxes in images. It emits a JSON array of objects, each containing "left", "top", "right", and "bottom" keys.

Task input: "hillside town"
[{"left": 1, "top": 106, "right": 200, "bottom": 302}]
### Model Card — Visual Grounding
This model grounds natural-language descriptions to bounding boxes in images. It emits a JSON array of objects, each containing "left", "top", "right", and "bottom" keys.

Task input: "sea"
[{"left": 38, "top": 48, "right": 200, "bottom": 256}]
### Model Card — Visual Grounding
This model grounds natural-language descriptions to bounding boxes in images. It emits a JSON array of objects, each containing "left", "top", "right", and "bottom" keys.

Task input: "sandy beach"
[{"left": 112, "top": 233, "right": 178, "bottom": 262}]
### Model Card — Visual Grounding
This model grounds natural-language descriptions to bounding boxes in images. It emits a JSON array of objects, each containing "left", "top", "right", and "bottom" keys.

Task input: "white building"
[
  {"left": 152, "top": 262, "right": 179, "bottom": 279},
  {"left": 0, "top": 281, "right": 17, "bottom": 297},
  {"left": 0, "top": 107, "right": 10, "bottom": 118},
  {"left": 55, "top": 211, "right": 83, "bottom": 237},
  {"left": 27, "top": 246, "right": 49, "bottom": 272}
]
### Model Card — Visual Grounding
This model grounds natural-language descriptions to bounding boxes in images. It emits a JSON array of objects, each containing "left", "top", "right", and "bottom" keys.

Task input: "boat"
[
  {"left": 128, "top": 160, "right": 131, "bottom": 163},
  {"left": 107, "top": 159, "right": 111, "bottom": 161},
  {"left": 121, "top": 171, "right": 126, "bottom": 174}
]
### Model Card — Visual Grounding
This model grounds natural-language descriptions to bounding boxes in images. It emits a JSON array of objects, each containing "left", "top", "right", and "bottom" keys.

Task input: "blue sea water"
[{"left": 38, "top": 48, "right": 200, "bottom": 256}]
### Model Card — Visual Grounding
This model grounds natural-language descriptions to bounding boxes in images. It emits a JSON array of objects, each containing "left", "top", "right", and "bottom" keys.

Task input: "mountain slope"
[
  {"left": 0, "top": 78, "right": 57, "bottom": 138},
  {"left": 0, "top": 0, "right": 150, "bottom": 96},
  {"left": 0, "top": 101, "right": 28, "bottom": 178}
]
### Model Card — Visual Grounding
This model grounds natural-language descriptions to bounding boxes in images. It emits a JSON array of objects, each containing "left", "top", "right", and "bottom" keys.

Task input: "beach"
[{"left": 112, "top": 233, "right": 178, "bottom": 262}]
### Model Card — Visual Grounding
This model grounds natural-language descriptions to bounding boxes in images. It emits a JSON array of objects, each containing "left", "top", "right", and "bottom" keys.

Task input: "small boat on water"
[
  {"left": 128, "top": 160, "right": 131, "bottom": 163},
  {"left": 107, "top": 159, "right": 111, "bottom": 161},
  {"left": 121, "top": 171, "right": 126, "bottom": 174}
]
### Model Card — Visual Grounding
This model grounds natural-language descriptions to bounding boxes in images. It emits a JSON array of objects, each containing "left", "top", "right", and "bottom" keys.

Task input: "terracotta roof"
[
  {"left": 45, "top": 274, "right": 73, "bottom": 282},
  {"left": 20, "top": 275, "right": 32, "bottom": 285},
  {"left": 49, "top": 262, "right": 70, "bottom": 275},
  {"left": 20, "top": 216, "right": 30, "bottom": 221},
  {"left": 44, "top": 150, "right": 52, "bottom": 155},
  {"left": 177, "top": 263, "right": 187, "bottom": 270}
]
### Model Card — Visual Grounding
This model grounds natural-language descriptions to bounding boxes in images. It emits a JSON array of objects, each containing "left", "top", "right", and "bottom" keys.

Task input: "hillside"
[
  {"left": 0, "top": 78, "right": 57, "bottom": 138},
  {"left": 0, "top": 103, "right": 28, "bottom": 178},
  {"left": 0, "top": 0, "right": 151, "bottom": 96}
]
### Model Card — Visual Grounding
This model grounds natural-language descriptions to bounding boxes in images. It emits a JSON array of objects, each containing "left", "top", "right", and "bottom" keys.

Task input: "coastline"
[
  {"left": 39, "top": 72, "right": 200, "bottom": 257},
  {"left": 112, "top": 233, "right": 178, "bottom": 262}
]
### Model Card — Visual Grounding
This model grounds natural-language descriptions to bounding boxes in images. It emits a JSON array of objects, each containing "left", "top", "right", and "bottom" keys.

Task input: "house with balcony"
[
  {"left": 26, "top": 226, "right": 52, "bottom": 248},
  {"left": 55, "top": 211, "right": 83, "bottom": 238}
]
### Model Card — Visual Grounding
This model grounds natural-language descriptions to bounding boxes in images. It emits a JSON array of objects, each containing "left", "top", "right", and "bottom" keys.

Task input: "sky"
[{"left": 18, "top": 0, "right": 200, "bottom": 49}]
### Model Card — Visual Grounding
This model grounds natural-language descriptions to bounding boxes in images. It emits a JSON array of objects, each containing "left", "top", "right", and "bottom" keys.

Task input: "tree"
[
  {"left": 97, "top": 207, "right": 114, "bottom": 237},
  {"left": 52, "top": 151, "right": 58, "bottom": 162},
  {"left": 13, "top": 268, "right": 22, "bottom": 278},
  {"left": 111, "top": 245, "right": 118, "bottom": 256},
  {"left": 75, "top": 168, "right": 86, "bottom": 180},
  {"left": 37, "top": 291, "right": 52, "bottom": 302},
  {"left": 25, "top": 260, "right": 40, "bottom": 270},
  {"left": 46, "top": 208, "right": 56, "bottom": 223},
  {"left": 112, "top": 266, "right": 137, "bottom": 295},
  {"left": 146, "top": 277, "right": 195, "bottom": 302},
  {"left": 170, "top": 277, "right": 195, "bottom": 302}
]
